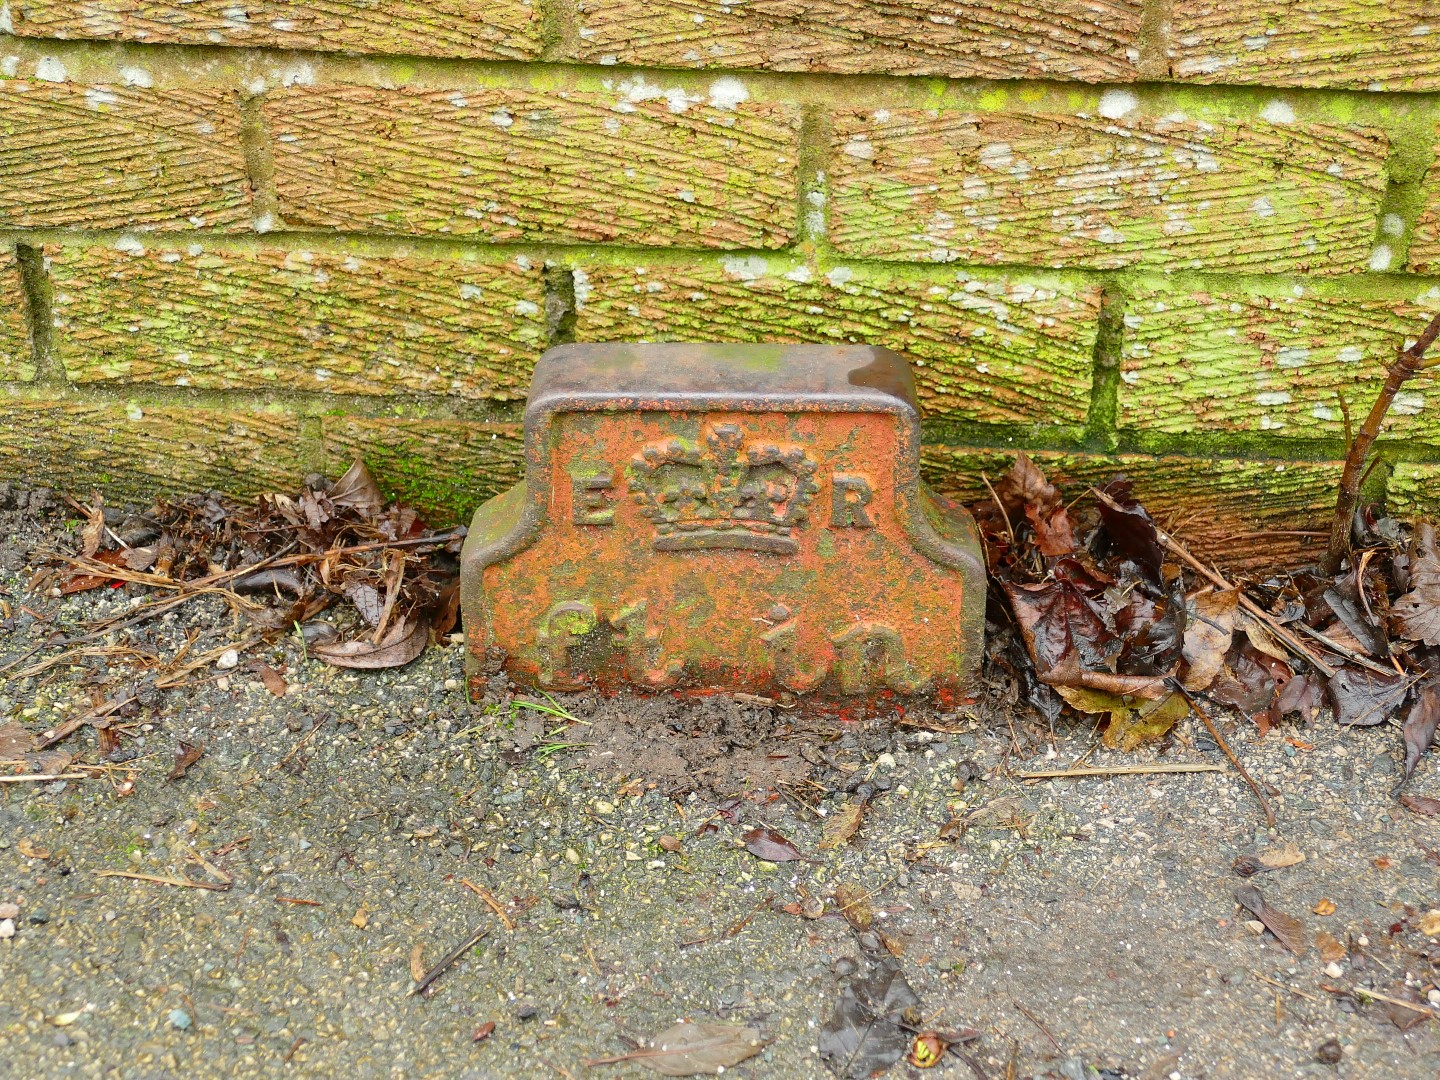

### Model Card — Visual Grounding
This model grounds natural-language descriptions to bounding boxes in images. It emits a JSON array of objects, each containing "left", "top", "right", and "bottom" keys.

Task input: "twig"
[
  {"left": 275, "top": 716, "right": 325, "bottom": 772},
  {"left": 274, "top": 896, "right": 321, "bottom": 906},
  {"left": 0, "top": 772, "right": 91, "bottom": 783},
  {"left": 95, "top": 870, "right": 229, "bottom": 891},
  {"left": 1252, "top": 971, "right": 1319, "bottom": 1002},
  {"left": 1172, "top": 682, "right": 1276, "bottom": 828},
  {"left": 38, "top": 687, "right": 135, "bottom": 750},
  {"left": 460, "top": 878, "right": 516, "bottom": 930},
  {"left": 1016, "top": 763, "right": 1224, "bottom": 779},
  {"left": 1325, "top": 312, "right": 1440, "bottom": 573},
  {"left": 1289, "top": 621, "right": 1396, "bottom": 677},
  {"left": 408, "top": 925, "right": 490, "bottom": 997},
  {"left": 1319, "top": 983, "right": 1437, "bottom": 1017},
  {"left": 1098, "top": 490, "right": 1336, "bottom": 680},
  {"left": 1012, "top": 1000, "right": 1063, "bottom": 1053}
]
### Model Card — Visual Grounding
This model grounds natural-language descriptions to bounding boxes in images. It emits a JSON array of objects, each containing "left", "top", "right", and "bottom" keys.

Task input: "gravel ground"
[{"left": 1, "top": 506, "right": 1439, "bottom": 1080}]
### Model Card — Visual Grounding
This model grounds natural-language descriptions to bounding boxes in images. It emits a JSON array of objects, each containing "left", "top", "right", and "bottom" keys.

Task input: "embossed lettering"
[
  {"left": 571, "top": 474, "right": 615, "bottom": 526},
  {"left": 536, "top": 600, "right": 599, "bottom": 689},
  {"left": 831, "top": 623, "right": 925, "bottom": 694},
  {"left": 610, "top": 601, "right": 683, "bottom": 688},
  {"left": 831, "top": 474, "right": 875, "bottom": 528},
  {"left": 761, "top": 618, "right": 828, "bottom": 692}
]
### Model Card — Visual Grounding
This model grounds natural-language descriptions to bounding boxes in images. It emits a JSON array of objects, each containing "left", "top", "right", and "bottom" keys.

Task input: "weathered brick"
[
  {"left": 572, "top": 0, "right": 1141, "bottom": 82},
  {"left": 1169, "top": 1, "right": 1440, "bottom": 90},
  {"left": 0, "top": 82, "right": 249, "bottom": 231},
  {"left": 828, "top": 109, "right": 1387, "bottom": 273},
  {"left": 48, "top": 245, "right": 546, "bottom": 399},
  {"left": 0, "top": 400, "right": 306, "bottom": 499},
  {"left": 322, "top": 417, "right": 524, "bottom": 524},
  {"left": 922, "top": 447, "right": 1340, "bottom": 571},
  {"left": 10, "top": 1, "right": 541, "bottom": 60},
  {"left": 265, "top": 86, "right": 798, "bottom": 248},
  {"left": 1406, "top": 146, "right": 1440, "bottom": 274},
  {"left": 572, "top": 260, "right": 1101, "bottom": 428},
  {"left": 0, "top": 250, "right": 33, "bottom": 382},
  {"left": 1388, "top": 462, "right": 1440, "bottom": 518},
  {"left": 1119, "top": 290, "right": 1440, "bottom": 442}
]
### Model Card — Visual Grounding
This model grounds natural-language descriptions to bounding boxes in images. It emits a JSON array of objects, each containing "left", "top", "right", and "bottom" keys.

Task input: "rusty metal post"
[{"left": 460, "top": 344, "right": 984, "bottom": 709}]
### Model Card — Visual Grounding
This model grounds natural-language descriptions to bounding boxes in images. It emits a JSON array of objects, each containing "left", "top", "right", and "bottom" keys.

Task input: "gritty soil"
[{"left": 1, "top": 502, "right": 1439, "bottom": 1079}]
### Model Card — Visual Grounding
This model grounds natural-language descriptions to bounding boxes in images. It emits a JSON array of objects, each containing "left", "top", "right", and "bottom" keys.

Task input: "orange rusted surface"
[{"left": 460, "top": 344, "right": 984, "bottom": 707}]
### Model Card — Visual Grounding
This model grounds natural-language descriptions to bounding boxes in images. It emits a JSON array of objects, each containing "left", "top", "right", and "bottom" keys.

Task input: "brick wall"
[{"left": 3, "top": 3, "right": 1440, "bottom": 568}]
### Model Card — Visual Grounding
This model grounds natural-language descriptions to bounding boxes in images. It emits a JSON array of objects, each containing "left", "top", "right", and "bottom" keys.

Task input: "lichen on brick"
[
  {"left": 827, "top": 108, "right": 1388, "bottom": 273},
  {"left": 1169, "top": 1, "right": 1440, "bottom": 90},
  {"left": 1119, "top": 288, "right": 1440, "bottom": 441},
  {"left": 0, "top": 82, "right": 250, "bottom": 231},
  {"left": 0, "top": 400, "right": 306, "bottom": 497},
  {"left": 48, "top": 245, "right": 547, "bottom": 399},
  {"left": 572, "top": 258, "right": 1101, "bottom": 429},
  {"left": 0, "top": 250, "right": 34, "bottom": 381},
  {"left": 572, "top": 0, "right": 1142, "bottom": 82},
  {"left": 922, "top": 446, "right": 1341, "bottom": 570},
  {"left": 322, "top": 416, "right": 525, "bottom": 524},
  {"left": 264, "top": 85, "right": 799, "bottom": 248},
  {"left": 9, "top": 1, "right": 542, "bottom": 60}
]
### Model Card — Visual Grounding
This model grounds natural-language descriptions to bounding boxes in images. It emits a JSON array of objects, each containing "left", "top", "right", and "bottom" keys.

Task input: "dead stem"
[{"left": 1172, "top": 683, "right": 1276, "bottom": 829}]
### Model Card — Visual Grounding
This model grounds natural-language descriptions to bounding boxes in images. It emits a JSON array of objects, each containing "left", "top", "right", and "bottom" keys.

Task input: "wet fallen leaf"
[
  {"left": 1392, "top": 522, "right": 1440, "bottom": 645},
  {"left": 311, "top": 617, "right": 428, "bottom": 670},
  {"left": 1401, "top": 793, "right": 1440, "bottom": 817},
  {"left": 17, "top": 838, "right": 51, "bottom": 860},
  {"left": 594, "top": 1021, "right": 766, "bottom": 1076},
  {"left": 1313, "top": 899, "right": 1337, "bottom": 917},
  {"left": 832, "top": 884, "right": 875, "bottom": 932},
  {"left": 818, "top": 961, "right": 921, "bottom": 1080},
  {"left": 1382, "top": 992, "right": 1431, "bottom": 1032},
  {"left": 0, "top": 721, "right": 35, "bottom": 758},
  {"left": 741, "top": 827, "right": 806, "bottom": 863},
  {"left": 1402, "top": 681, "right": 1440, "bottom": 783},
  {"left": 81, "top": 498, "right": 104, "bottom": 559},
  {"left": 1327, "top": 666, "right": 1409, "bottom": 727},
  {"left": 1101, "top": 690, "right": 1189, "bottom": 751},
  {"left": 878, "top": 931, "right": 905, "bottom": 957},
  {"left": 819, "top": 799, "right": 867, "bottom": 851},
  {"left": 1234, "top": 842, "right": 1306, "bottom": 877},
  {"left": 1235, "top": 884, "right": 1307, "bottom": 956},
  {"left": 1181, "top": 588, "right": 1238, "bottom": 691},
  {"left": 1096, "top": 478, "right": 1166, "bottom": 583},
  {"left": 996, "top": 453, "right": 1076, "bottom": 557},
  {"left": 252, "top": 662, "right": 288, "bottom": 698},
  {"left": 472, "top": 1021, "right": 495, "bottom": 1043},
  {"left": 167, "top": 740, "right": 205, "bottom": 782},
  {"left": 1316, "top": 931, "right": 1346, "bottom": 963},
  {"left": 329, "top": 458, "right": 386, "bottom": 515}
]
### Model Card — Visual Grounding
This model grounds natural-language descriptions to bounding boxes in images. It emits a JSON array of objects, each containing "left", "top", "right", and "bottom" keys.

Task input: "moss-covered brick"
[
  {"left": 1388, "top": 462, "right": 1440, "bottom": 518},
  {"left": 321, "top": 417, "right": 524, "bottom": 525},
  {"left": 827, "top": 109, "right": 1387, "bottom": 274},
  {"left": 0, "top": 400, "right": 305, "bottom": 498},
  {"left": 571, "top": 0, "right": 1142, "bottom": 82},
  {"left": 0, "top": 82, "right": 249, "bottom": 232},
  {"left": 923, "top": 447, "right": 1341, "bottom": 571},
  {"left": 1169, "top": 1, "right": 1440, "bottom": 90},
  {"left": 1119, "top": 289, "right": 1440, "bottom": 442},
  {"left": 573, "top": 260, "right": 1100, "bottom": 429},
  {"left": 264, "top": 86, "right": 798, "bottom": 249},
  {"left": 48, "top": 245, "right": 547, "bottom": 399},
  {"left": 0, "top": 250, "right": 33, "bottom": 381},
  {"left": 9, "top": 1, "right": 541, "bottom": 60},
  {"left": 1406, "top": 143, "right": 1440, "bottom": 274}
]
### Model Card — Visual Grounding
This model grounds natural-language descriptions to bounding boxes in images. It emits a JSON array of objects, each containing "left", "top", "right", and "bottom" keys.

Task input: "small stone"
[
  {"left": 0, "top": 902, "right": 18, "bottom": 919},
  {"left": 624, "top": 850, "right": 642, "bottom": 861},
  {"left": 593, "top": 800, "right": 615, "bottom": 816},
  {"left": 832, "top": 956, "right": 859, "bottom": 977},
  {"left": 1419, "top": 910, "right": 1440, "bottom": 936},
  {"left": 443, "top": 678, "right": 459, "bottom": 691},
  {"left": 515, "top": 1004, "right": 537, "bottom": 1021},
  {"left": 876, "top": 753, "right": 896, "bottom": 768},
  {"left": 1324, "top": 961, "right": 1344, "bottom": 978},
  {"left": 168, "top": 1008, "right": 193, "bottom": 1031},
  {"left": 0, "top": 919, "right": 14, "bottom": 939},
  {"left": 1315, "top": 1038, "right": 1343, "bottom": 1064},
  {"left": 1427, "top": 989, "right": 1440, "bottom": 1007},
  {"left": 52, "top": 1033, "right": 72, "bottom": 1048},
  {"left": 1244, "top": 920, "right": 1266, "bottom": 935},
  {"left": 27, "top": 910, "right": 47, "bottom": 924},
  {"left": 215, "top": 649, "right": 240, "bottom": 670},
  {"left": 564, "top": 847, "right": 580, "bottom": 864}
]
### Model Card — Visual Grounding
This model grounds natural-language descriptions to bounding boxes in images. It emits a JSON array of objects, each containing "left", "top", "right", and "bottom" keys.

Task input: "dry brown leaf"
[
  {"left": 741, "top": 827, "right": 807, "bottom": 863},
  {"left": 252, "top": 662, "right": 288, "bottom": 698},
  {"left": 1316, "top": 931, "right": 1346, "bottom": 963},
  {"left": 81, "top": 497, "right": 105, "bottom": 559},
  {"left": 17, "top": 838, "right": 52, "bottom": 860},
  {"left": 329, "top": 459, "right": 386, "bottom": 514},
  {"left": 1392, "top": 523, "right": 1440, "bottom": 645},
  {"left": 409, "top": 942, "right": 427, "bottom": 983},
  {"left": 1237, "top": 610, "right": 1289, "bottom": 661},
  {"left": 0, "top": 721, "right": 35, "bottom": 758},
  {"left": 1181, "top": 588, "right": 1238, "bottom": 691},
  {"left": 1401, "top": 793, "right": 1440, "bottom": 817},
  {"left": 832, "top": 884, "right": 874, "bottom": 932},
  {"left": 1313, "top": 898, "right": 1337, "bottom": 916},
  {"left": 624, "top": 1021, "right": 767, "bottom": 1076},
  {"left": 312, "top": 617, "right": 427, "bottom": 670},
  {"left": 878, "top": 931, "right": 906, "bottom": 957},
  {"left": 1235, "top": 884, "right": 1307, "bottom": 956},
  {"left": 819, "top": 799, "right": 867, "bottom": 851},
  {"left": 167, "top": 740, "right": 205, "bottom": 782}
]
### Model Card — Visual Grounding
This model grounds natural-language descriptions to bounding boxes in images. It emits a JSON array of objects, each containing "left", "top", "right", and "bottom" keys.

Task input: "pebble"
[
  {"left": 1244, "top": 920, "right": 1266, "bottom": 935},
  {"left": 594, "top": 800, "right": 615, "bottom": 816},
  {"left": 168, "top": 1008, "right": 193, "bottom": 1031},
  {"left": 0, "top": 902, "right": 18, "bottom": 919},
  {"left": 0, "top": 919, "right": 14, "bottom": 939},
  {"left": 443, "top": 678, "right": 459, "bottom": 691},
  {"left": 216, "top": 649, "right": 240, "bottom": 670},
  {"left": 1324, "top": 961, "right": 1344, "bottom": 978}
]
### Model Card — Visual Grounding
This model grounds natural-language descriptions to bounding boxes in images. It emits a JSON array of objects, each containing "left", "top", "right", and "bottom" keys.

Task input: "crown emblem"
[{"left": 628, "top": 423, "right": 819, "bottom": 554}]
